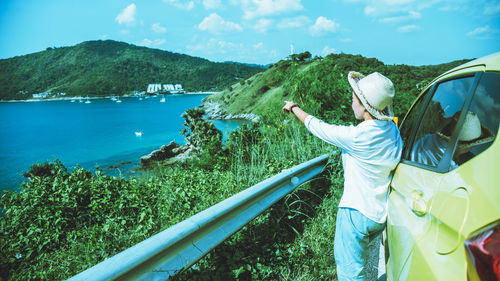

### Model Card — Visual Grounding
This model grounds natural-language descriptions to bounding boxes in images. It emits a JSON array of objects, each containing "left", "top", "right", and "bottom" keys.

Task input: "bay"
[{"left": 0, "top": 94, "right": 244, "bottom": 192}]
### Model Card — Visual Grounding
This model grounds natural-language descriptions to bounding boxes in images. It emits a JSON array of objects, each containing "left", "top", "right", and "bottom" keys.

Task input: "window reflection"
[
  {"left": 410, "top": 76, "right": 474, "bottom": 168},
  {"left": 457, "top": 72, "right": 500, "bottom": 166}
]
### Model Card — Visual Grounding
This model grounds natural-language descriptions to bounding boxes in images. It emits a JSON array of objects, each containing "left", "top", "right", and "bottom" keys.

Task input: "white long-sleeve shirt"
[{"left": 305, "top": 115, "right": 403, "bottom": 223}]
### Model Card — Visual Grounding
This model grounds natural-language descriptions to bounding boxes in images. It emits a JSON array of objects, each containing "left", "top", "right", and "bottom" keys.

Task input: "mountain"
[
  {"left": 223, "top": 61, "right": 270, "bottom": 69},
  {"left": 0, "top": 40, "right": 264, "bottom": 100}
]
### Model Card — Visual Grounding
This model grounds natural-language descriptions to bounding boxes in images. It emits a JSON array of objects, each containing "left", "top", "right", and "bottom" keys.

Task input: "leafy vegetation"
[
  {"left": 0, "top": 40, "right": 263, "bottom": 100},
  {"left": 0, "top": 51, "right": 472, "bottom": 280}
]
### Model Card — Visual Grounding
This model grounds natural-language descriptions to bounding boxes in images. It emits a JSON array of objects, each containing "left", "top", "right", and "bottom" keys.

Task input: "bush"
[
  {"left": 0, "top": 161, "right": 165, "bottom": 280},
  {"left": 22, "top": 162, "right": 59, "bottom": 178}
]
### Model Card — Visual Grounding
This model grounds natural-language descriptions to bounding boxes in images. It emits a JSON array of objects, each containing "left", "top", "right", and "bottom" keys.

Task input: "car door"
[{"left": 386, "top": 73, "right": 478, "bottom": 280}]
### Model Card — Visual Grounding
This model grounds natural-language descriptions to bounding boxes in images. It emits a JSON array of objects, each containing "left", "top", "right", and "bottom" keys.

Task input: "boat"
[
  {"left": 116, "top": 99, "right": 122, "bottom": 103},
  {"left": 135, "top": 131, "right": 143, "bottom": 136},
  {"left": 160, "top": 96, "right": 166, "bottom": 102}
]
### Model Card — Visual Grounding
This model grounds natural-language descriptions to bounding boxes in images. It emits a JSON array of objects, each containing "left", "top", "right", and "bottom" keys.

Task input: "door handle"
[{"left": 410, "top": 189, "right": 427, "bottom": 216}]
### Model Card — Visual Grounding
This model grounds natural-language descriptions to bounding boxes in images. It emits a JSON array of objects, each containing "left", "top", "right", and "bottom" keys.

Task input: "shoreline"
[
  {"left": 0, "top": 91, "right": 218, "bottom": 103},
  {"left": 201, "top": 101, "right": 260, "bottom": 122}
]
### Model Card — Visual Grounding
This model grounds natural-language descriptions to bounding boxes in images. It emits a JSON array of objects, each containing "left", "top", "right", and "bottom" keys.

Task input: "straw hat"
[
  {"left": 348, "top": 71, "right": 395, "bottom": 121},
  {"left": 438, "top": 111, "right": 495, "bottom": 149}
]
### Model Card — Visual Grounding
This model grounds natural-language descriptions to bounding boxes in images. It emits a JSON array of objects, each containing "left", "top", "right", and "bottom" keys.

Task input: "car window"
[
  {"left": 452, "top": 72, "right": 500, "bottom": 167},
  {"left": 400, "top": 89, "right": 430, "bottom": 159},
  {"left": 408, "top": 76, "right": 474, "bottom": 168}
]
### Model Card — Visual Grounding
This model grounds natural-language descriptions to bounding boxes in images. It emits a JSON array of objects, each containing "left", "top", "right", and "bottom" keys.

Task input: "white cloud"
[
  {"left": 466, "top": 25, "right": 498, "bottom": 39},
  {"left": 242, "top": 0, "right": 304, "bottom": 19},
  {"left": 186, "top": 38, "right": 278, "bottom": 63},
  {"left": 116, "top": 3, "right": 137, "bottom": 25},
  {"left": 398, "top": 24, "right": 420, "bottom": 32},
  {"left": 203, "top": 0, "right": 222, "bottom": 9},
  {"left": 198, "top": 13, "right": 243, "bottom": 34},
  {"left": 322, "top": 46, "right": 337, "bottom": 56},
  {"left": 120, "top": 29, "right": 130, "bottom": 35},
  {"left": 138, "top": 38, "right": 167, "bottom": 47},
  {"left": 277, "top": 16, "right": 310, "bottom": 29},
  {"left": 309, "top": 16, "right": 340, "bottom": 36},
  {"left": 254, "top": 42, "right": 264, "bottom": 49},
  {"left": 164, "top": 0, "right": 195, "bottom": 10},
  {"left": 187, "top": 38, "right": 243, "bottom": 54},
  {"left": 384, "top": 0, "right": 415, "bottom": 5},
  {"left": 380, "top": 10, "right": 421, "bottom": 22},
  {"left": 360, "top": 0, "right": 435, "bottom": 17},
  {"left": 152, "top": 23, "right": 167, "bottom": 33},
  {"left": 254, "top": 18, "right": 273, "bottom": 32}
]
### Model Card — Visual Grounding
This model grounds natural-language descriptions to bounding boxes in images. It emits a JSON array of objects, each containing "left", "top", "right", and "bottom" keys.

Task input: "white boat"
[
  {"left": 160, "top": 97, "right": 166, "bottom": 102},
  {"left": 85, "top": 100, "right": 91, "bottom": 104},
  {"left": 135, "top": 131, "right": 143, "bottom": 136},
  {"left": 116, "top": 99, "right": 122, "bottom": 103}
]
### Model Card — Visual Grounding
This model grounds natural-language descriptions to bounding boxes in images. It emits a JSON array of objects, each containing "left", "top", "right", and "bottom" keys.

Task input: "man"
[{"left": 283, "top": 71, "right": 403, "bottom": 280}]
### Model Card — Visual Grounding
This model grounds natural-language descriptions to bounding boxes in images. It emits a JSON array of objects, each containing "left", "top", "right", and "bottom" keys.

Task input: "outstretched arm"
[{"left": 282, "top": 101, "right": 310, "bottom": 124}]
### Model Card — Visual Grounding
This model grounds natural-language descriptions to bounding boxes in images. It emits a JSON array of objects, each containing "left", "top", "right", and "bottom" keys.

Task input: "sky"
[{"left": 0, "top": 0, "right": 499, "bottom": 66}]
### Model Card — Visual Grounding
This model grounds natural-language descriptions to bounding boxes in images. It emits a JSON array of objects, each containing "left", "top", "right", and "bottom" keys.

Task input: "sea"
[{"left": 0, "top": 94, "right": 245, "bottom": 192}]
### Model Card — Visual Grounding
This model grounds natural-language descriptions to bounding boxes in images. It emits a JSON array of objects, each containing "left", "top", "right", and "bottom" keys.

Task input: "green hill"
[
  {"left": 0, "top": 40, "right": 263, "bottom": 100},
  {"left": 206, "top": 53, "right": 471, "bottom": 122}
]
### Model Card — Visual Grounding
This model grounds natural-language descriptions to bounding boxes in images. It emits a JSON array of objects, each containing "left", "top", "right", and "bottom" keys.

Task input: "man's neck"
[{"left": 362, "top": 111, "right": 375, "bottom": 121}]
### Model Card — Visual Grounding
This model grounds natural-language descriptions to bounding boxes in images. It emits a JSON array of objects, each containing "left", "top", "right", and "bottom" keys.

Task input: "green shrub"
[{"left": 0, "top": 161, "right": 165, "bottom": 280}]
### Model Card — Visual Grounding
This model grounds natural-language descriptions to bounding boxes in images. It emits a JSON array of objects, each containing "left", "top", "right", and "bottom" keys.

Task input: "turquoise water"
[{"left": 0, "top": 95, "right": 243, "bottom": 192}]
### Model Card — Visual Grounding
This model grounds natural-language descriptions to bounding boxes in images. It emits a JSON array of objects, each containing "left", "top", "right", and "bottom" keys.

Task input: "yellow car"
[{"left": 386, "top": 52, "right": 500, "bottom": 280}]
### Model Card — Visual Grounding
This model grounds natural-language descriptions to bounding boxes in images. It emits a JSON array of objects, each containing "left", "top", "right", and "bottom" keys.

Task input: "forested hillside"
[{"left": 0, "top": 40, "right": 263, "bottom": 100}]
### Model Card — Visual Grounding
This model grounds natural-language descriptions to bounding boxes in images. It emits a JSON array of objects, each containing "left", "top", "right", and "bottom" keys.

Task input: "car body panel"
[
  {"left": 386, "top": 52, "right": 500, "bottom": 281},
  {"left": 386, "top": 163, "right": 443, "bottom": 280}
]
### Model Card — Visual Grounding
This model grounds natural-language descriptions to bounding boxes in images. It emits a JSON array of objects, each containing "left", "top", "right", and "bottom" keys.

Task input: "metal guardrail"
[{"left": 68, "top": 153, "right": 330, "bottom": 281}]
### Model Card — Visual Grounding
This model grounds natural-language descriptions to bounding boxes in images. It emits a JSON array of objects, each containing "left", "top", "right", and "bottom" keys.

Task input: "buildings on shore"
[
  {"left": 146, "top": 83, "right": 184, "bottom": 94},
  {"left": 24, "top": 84, "right": 187, "bottom": 100},
  {"left": 32, "top": 92, "right": 66, "bottom": 98}
]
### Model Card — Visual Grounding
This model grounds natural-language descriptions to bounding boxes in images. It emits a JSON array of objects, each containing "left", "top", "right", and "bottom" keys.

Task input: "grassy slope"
[{"left": 206, "top": 54, "right": 471, "bottom": 122}]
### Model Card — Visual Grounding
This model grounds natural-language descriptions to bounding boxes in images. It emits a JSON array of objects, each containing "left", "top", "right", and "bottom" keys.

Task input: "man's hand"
[
  {"left": 282, "top": 100, "right": 296, "bottom": 113},
  {"left": 282, "top": 101, "right": 309, "bottom": 124}
]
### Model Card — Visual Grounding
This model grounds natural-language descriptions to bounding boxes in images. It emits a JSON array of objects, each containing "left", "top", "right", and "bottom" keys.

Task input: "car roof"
[{"left": 422, "top": 51, "right": 500, "bottom": 93}]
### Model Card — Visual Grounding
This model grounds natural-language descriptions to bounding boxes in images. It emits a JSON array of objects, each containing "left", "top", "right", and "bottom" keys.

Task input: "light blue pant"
[{"left": 334, "top": 207, "right": 385, "bottom": 281}]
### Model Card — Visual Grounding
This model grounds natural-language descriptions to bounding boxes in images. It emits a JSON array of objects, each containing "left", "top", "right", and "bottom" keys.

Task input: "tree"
[{"left": 290, "top": 51, "right": 312, "bottom": 62}]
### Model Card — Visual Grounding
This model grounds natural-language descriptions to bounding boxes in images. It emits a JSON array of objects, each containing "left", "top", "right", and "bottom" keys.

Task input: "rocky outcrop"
[
  {"left": 140, "top": 141, "right": 189, "bottom": 166},
  {"left": 201, "top": 101, "right": 260, "bottom": 122}
]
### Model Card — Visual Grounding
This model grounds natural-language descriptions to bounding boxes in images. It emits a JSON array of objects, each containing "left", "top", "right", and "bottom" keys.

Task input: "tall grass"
[{"left": 171, "top": 117, "right": 345, "bottom": 280}]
